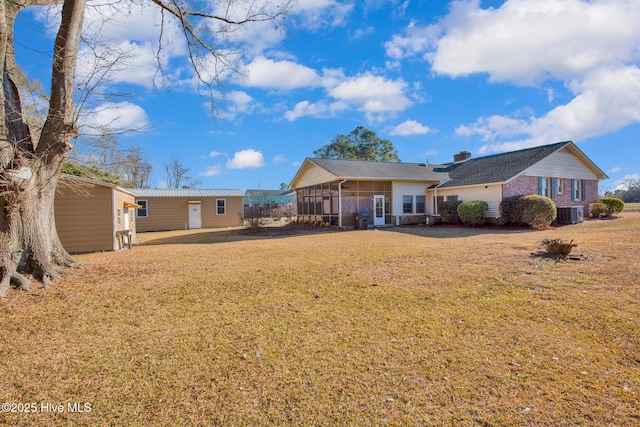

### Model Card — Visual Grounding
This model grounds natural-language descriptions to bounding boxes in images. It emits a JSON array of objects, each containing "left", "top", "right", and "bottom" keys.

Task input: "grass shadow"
[{"left": 137, "top": 225, "right": 342, "bottom": 246}]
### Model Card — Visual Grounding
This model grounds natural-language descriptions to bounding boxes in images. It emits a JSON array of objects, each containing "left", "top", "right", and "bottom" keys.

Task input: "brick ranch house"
[{"left": 290, "top": 141, "right": 608, "bottom": 228}]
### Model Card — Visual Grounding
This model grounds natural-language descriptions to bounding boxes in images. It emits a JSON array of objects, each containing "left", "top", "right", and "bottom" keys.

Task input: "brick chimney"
[{"left": 454, "top": 151, "right": 471, "bottom": 162}]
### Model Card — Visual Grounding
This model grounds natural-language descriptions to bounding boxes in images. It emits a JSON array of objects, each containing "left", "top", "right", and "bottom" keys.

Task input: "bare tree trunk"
[{"left": 0, "top": 0, "right": 85, "bottom": 297}]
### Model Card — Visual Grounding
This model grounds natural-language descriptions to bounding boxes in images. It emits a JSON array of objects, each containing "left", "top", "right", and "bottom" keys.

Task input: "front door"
[
  {"left": 374, "top": 195, "right": 385, "bottom": 226},
  {"left": 189, "top": 203, "right": 202, "bottom": 229}
]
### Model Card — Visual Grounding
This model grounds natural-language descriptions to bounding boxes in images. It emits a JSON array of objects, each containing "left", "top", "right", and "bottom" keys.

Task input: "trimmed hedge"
[
  {"left": 500, "top": 194, "right": 557, "bottom": 227},
  {"left": 589, "top": 202, "right": 607, "bottom": 218},
  {"left": 439, "top": 200, "right": 462, "bottom": 224},
  {"left": 457, "top": 200, "right": 488, "bottom": 226},
  {"left": 598, "top": 197, "right": 624, "bottom": 217}
]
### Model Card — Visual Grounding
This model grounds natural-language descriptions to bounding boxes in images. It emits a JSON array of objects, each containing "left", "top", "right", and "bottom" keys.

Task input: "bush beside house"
[
  {"left": 457, "top": 201, "right": 488, "bottom": 226},
  {"left": 439, "top": 200, "right": 462, "bottom": 224},
  {"left": 500, "top": 194, "right": 556, "bottom": 227}
]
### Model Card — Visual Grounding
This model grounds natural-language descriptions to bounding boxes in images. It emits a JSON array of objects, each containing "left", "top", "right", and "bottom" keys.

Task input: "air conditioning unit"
[{"left": 556, "top": 206, "right": 584, "bottom": 224}]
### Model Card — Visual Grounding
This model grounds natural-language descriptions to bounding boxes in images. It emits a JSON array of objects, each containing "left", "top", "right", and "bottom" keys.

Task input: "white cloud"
[
  {"left": 384, "top": 0, "right": 640, "bottom": 152},
  {"left": 227, "top": 149, "right": 266, "bottom": 169},
  {"left": 388, "top": 0, "right": 640, "bottom": 85},
  {"left": 352, "top": 26, "right": 375, "bottom": 40},
  {"left": 291, "top": 0, "right": 354, "bottom": 29},
  {"left": 610, "top": 166, "right": 622, "bottom": 173},
  {"left": 272, "top": 155, "right": 286, "bottom": 164},
  {"left": 210, "top": 151, "right": 226, "bottom": 158},
  {"left": 78, "top": 102, "right": 149, "bottom": 135},
  {"left": 200, "top": 165, "right": 223, "bottom": 177},
  {"left": 328, "top": 74, "right": 412, "bottom": 121},
  {"left": 390, "top": 120, "right": 433, "bottom": 136},
  {"left": 282, "top": 73, "right": 413, "bottom": 122},
  {"left": 220, "top": 90, "right": 261, "bottom": 120},
  {"left": 464, "top": 66, "right": 640, "bottom": 153},
  {"left": 36, "top": 2, "right": 188, "bottom": 89},
  {"left": 284, "top": 100, "right": 348, "bottom": 121},
  {"left": 241, "top": 57, "right": 322, "bottom": 90}
]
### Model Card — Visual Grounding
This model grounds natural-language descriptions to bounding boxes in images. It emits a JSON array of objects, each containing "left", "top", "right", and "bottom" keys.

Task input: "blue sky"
[{"left": 15, "top": 0, "right": 640, "bottom": 192}]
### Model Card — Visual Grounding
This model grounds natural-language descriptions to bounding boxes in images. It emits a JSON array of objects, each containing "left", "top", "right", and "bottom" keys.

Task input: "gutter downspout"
[
  {"left": 338, "top": 178, "right": 347, "bottom": 229},
  {"left": 433, "top": 179, "right": 450, "bottom": 215}
]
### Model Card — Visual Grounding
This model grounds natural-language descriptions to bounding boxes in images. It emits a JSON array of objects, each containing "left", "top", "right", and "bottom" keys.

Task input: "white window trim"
[
  {"left": 136, "top": 200, "right": 148, "bottom": 218},
  {"left": 216, "top": 199, "right": 226, "bottom": 215}
]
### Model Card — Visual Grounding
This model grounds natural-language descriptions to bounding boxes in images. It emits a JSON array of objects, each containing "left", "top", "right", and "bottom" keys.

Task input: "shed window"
[
  {"left": 216, "top": 199, "right": 226, "bottom": 215},
  {"left": 403, "top": 195, "right": 413, "bottom": 214},
  {"left": 416, "top": 195, "right": 426, "bottom": 214},
  {"left": 117, "top": 209, "right": 122, "bottom": 226},
  {"left": 136, "top": 200, "right": 148, "bottom": 218}
]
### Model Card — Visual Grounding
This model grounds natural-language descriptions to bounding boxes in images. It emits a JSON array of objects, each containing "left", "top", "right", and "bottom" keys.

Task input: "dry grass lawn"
[{"left": 1, "top": 214, "right": 639, "bottom": 426}]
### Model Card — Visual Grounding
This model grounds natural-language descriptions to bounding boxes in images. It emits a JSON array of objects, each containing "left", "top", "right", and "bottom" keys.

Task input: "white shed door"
[{"left": 188, "top": 204, "right": 202, "bottom": 229}]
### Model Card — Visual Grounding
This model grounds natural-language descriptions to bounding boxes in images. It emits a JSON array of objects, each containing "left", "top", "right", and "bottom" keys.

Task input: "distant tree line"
[{"left": 607, "top": 176, "right": 640, "bottom": 202}]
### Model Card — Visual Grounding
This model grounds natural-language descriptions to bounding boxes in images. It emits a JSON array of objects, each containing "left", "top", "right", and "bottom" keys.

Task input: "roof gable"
[
  {"left": 438, "top": 141, "right": 606, "bottom": 189},
  {"left": 291, "top": 158, "right": 448, "bottom": 188},
  {"left": 59, "top": 174, "right": 137, "bottom": 197}
]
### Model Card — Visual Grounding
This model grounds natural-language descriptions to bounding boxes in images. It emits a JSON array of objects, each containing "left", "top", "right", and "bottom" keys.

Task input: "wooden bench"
[{"left": 115, "top": 229, "right": 132, "bottom": 250}]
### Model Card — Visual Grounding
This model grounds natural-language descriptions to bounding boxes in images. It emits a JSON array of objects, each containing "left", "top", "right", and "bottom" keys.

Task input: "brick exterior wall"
[
  {"left": 503, "top": 175, "right": 600, "bottom": 216},
  {"left": 503, "top": 175, "right": 538, "bottom": 198}
]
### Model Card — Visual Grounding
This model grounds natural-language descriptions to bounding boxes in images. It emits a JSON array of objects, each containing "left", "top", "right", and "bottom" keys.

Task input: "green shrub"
[
  {"left": 598, "top": 197, "right": 624, "bottom": 217},
  {"left": 439, "top": 200, "right": 462, "bottom": 223},
  {"left": 589, "top": 202, "right": 607, "bottom": 218},
  {"left": 457, "top": 200, "right": 488, "bottom": 226},
  {"left": 500, "top": 194, "right": 556, "bottom": 227},
  {"left": 499, "top": 195, "right": 526, "bottom": 225}
]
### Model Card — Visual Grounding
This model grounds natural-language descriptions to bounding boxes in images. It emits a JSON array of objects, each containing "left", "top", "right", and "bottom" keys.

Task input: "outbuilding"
[
  {"left": 132, "top": 188, "right": 244, "bottom": 232},
  {"left": 55, "top": 175, "right": 139, "bottom": 253}
]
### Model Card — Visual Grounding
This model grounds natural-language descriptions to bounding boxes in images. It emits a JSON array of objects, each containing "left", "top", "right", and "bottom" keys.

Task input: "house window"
[
  {"left": 416, "top": 195, "right": 426, "bottom": 214},
  {"left": 539, "top": 177, "right": 551, "bottom": 197},
  {"left": 571, "top": 179, "right": 585, "bottom": 201},
  {"left": 403, "top": 195, "right": 413, "bottom": 214},
  {"left": 446, "top": 195, "right": 458, "bottom": 202},
  {"left": 556, "top": 178, "right": 564, "bottom": 195},
  {"left": 216, "top": 199, "right": 226, "bottom": 215},
  {"left": 136, "top": 200, "right": 148, "bottom": 218}
]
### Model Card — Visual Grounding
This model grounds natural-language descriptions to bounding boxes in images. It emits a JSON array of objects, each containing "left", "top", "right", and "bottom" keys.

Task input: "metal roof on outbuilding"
[{"left": 131, "top": 188, "right": 245, "bottom": 198}]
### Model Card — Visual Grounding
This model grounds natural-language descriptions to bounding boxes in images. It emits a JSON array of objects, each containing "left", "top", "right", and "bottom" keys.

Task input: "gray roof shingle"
[
  {"left": 308, "top": 158, "right": 449, "bottom": 181},
  {"left": 438, "top": 141, "right": 571, "bottom": 188}
]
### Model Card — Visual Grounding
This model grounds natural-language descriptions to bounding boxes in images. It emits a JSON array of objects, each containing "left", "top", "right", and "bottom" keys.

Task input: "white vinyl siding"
[
  {"left": 525, "top": 148, "right": 598, "bottom": 180},
  {"left": 293, "top": 163, "right": 338, "bottom": 188},
  {"left": 392, "top": 181, "right": 429, "bottom": 216},
  {"left": 430, "top": 185, "right": 502, "bottom": 218}
]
